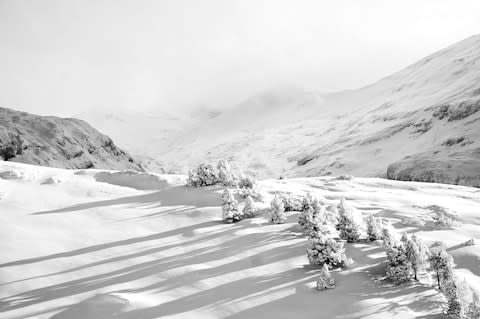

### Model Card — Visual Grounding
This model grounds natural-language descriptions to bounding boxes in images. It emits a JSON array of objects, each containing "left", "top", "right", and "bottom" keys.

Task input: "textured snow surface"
[{"left": 1, "top": 162, "right": 479, "bottom": 318}]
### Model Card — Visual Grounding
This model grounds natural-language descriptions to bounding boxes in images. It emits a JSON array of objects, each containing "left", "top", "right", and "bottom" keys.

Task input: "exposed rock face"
[
  {"left": 386, "top": 149, "right": 480, "bottom": 187},
  {"left": 0, "top": 107, "right": 142, "bottom": 170}
]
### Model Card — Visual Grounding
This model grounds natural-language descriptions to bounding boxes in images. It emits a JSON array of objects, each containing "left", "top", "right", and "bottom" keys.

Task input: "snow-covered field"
[{"left": 1, "top": 162, "right": 479, "bottom": 318}]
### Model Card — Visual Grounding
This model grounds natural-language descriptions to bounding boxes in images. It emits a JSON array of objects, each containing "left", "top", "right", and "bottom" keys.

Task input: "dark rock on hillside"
[
  {"left": 386, "top": 149, "right": 480, "bottom": 187},
  {"left": 0, "top": 107, "right": 142, "bottom": 170}
]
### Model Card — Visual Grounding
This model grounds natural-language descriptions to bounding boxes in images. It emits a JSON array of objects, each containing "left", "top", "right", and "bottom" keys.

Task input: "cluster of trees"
[
  {"left": 381, "top": 227, "right": 479, "bottom": 318},
  {"left": 221, "top": 188, "right": 259, "bottom": 223},
  {"left": 219, "top": 180, "right": 478, "bottom": 314},
  {"left": 187, "top": 160, "right": 254, "bottom": 188}
]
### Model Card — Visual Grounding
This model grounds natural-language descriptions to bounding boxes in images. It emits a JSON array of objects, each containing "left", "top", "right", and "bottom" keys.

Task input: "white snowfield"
[{"left": 1, "top": 162, "right": 479, "bottom": 318}]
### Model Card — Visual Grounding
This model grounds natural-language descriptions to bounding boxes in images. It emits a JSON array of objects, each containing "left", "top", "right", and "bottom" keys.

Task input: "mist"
[{"left": 1, "top": 0, "right": 480, "bottom": 116}]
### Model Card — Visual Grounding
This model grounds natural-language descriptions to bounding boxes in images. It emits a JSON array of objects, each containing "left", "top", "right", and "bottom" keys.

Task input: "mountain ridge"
[{"left": 0, "top": 107, "right": 142, "bottom": 171}]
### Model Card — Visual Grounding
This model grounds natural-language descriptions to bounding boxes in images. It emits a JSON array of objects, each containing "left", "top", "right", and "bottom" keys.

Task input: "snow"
[
  {"left": 76, "top": 35, "right": 480, "bottom": 186},
  {"left": 1, "top": 162, "right": 479, "bottom": 318}
]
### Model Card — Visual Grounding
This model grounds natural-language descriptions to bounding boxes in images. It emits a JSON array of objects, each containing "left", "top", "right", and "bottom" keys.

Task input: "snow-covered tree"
[
  {"left": 409, "top": 234, "right": 430, "bottom": 280},
  {"left": 307, "top": 233, "right": 352, "bottom": 268},
  {"left": 270, "top": 195, "right": 287, "bottom": 224},
  {"left": 298, "top": 193, "right": 315, "bottom": 228},
  {"left": 386, "top": 243, "right": 414, "bottom": 283},
  {"left": 282, "top": 195, "right": 302, "bottom": 212},
  {"left": 187, "top": 169, "right": 200, "bottom": 187},
  {"left": 316, "top": 263, "right": 336, "bottom": 290},
  {"left": 443, "top": 279, "right": 465, "bottom": 318},
  {"left": 381, "top": 220, "right": 397, "bottom": 248},
  {"left": 429, "top": 248, "right": 454, "bottom": 290},
  {"left": 455, "top": 278, "right": 480, "bottom": 319},
  {"left": 217, "top": 160, "right": 236, "bottom": 186},
  {"left": 237, "top": 171, "right": 255, "bottom": 189},
  {"left": 242, "top": 195, "right": 258, "bottom": 218},
  {"left": 187, "top": 163, "right": 218, "bottom": 186},
  {"left": 366, "top": 215, "right": 382, "bottom": 242},
  {"left": 336, "top": 198, "right": 361, "bottom": 243},
  {"left": 305, "top": 204, "right": 328, "bottom": 237},
  {"left": 222, "top": 188, "right": 241, "bottom": 223}
]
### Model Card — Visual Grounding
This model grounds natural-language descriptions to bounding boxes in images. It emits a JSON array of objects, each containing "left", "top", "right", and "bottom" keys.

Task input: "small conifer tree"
[
  {"left": 316, "top": 263, "right": 336, "bottom": 290},
  {"left": 217, "top": 160, "right": 236, "bottom": 186},
  {"left": 366, "top": 215, "right": 382, "bottom": 242},
  {"left": 242, "top": 195, "right": 258, "bottom": 218},
  {"left": 336, "top": 198, "right": 361, "bottom": 243},
  {"left": 381, "top": 220, "right": 397, "bottom": 248},
  {"left": 270, "top": 195, "right": 287, "bottom": 224},
  {"left": 429, "top": 248, "right": 454, "bottom": 290},
  {"left": 222, "top": 188, "right": 241, "bottom": 223},
  {"left": 306, "top": 232, "right": 352, "bottom": 268},
  {"left": 386, "top": 243, "right": 414, "bottom": 283}
]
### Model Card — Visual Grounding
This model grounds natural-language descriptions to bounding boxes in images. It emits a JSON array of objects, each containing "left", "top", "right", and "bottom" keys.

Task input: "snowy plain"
[{"left": 1, "top": 161, "right": 479, "bottom": 318}]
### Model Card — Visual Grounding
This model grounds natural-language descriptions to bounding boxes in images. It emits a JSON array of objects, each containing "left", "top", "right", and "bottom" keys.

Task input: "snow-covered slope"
[
  {"left": 0, "top": 108, "right": 142, "bottom": 170},
  {"left": 81, "top": 35, "right": 480, "bottom": 186},
  {"left": 1, "top": 162, "right": 479, "bottom": 318}
]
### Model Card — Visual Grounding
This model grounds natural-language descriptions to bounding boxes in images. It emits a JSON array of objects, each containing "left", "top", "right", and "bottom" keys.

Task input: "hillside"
[
  {"left": 1, "top": 162, "right": 479, "bottom": 318},
  {"left": 0, "top": 108, "right": 142, "bottom": 170},
  {"left": 79, "top": 35, "right": 480, "bottom": 186}
]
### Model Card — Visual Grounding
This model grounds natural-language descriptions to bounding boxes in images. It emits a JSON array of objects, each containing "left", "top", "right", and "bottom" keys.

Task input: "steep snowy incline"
[{"left": 1, "top": 162, "right": 480, "bottom": 318}]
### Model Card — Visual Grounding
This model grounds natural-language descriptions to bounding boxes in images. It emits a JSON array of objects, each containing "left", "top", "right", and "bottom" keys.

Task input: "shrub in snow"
[
  {"left": 187, "top": 163, "right": 218, "bottom": 187},
  {"left": 464, "top": 238, "right": 475, "bottom": 246},
  {"left": 366, "top": 215, "right": 382, "bottom": 242},
  {"left": 242, "top": 195, "right": 258, "bottom": 218},
  {"left": 222, "top": 188, "right": 241, "bottom": 223},
  {"left": 402, "top": 216, "right": 426, "bottom": 227},
  {"left": 270, "top": 195, "right": 287, "bottom": 224},
  {"left": 238, "top": 186, "right": 263, "bottom": 201},
  {"left": 306, "top": 233, "right": 352, "bottom": 268},
  {"left": 238, "top": 171, "right": 256, "bottom": 189},
  {"left": 316, "top": 264, "right": 336, "bottom": 290},
  {"left": 429, "top": 248, "right": 454, "bottom": 290},
  {"left": 217, "top": 160, "right": 236, "bottom": 186},
  {"left": 433, "top": 212, "right": 455, "bottom": 229},
  {"left": 336, "top": 198, "right": 361, "bottom": 243}
]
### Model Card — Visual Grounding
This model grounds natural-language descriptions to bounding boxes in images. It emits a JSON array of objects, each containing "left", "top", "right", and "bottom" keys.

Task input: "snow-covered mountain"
[
  {"left": 80, "top": 35, "right": 480, "bottom": 186},
  {"left": 0, "top": 107, "right": 142, "bottom": 170}
]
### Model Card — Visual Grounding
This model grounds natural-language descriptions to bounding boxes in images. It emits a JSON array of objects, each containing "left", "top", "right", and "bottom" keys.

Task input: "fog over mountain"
[
  {"left": 80, "top": 35, "right": 480, "bottom": 186},
  {"left": 1, "top": 0, "right": 480, "bottom": 116}
]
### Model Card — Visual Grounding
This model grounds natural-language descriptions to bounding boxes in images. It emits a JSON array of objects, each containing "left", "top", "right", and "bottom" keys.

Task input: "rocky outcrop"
[
  {"left": 386, "top": 149, "right": 480, "bottom": 187},
  {"left": 0, "top": 107, "right": 142, "bottom": 170}
]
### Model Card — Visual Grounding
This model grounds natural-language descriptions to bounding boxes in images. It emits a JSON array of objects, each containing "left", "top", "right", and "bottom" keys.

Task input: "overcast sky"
[{"left": 1, "top": 0, "right": 479, "bottom": 116}]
